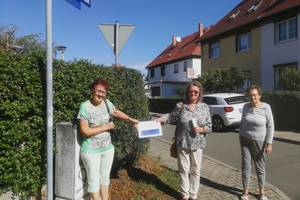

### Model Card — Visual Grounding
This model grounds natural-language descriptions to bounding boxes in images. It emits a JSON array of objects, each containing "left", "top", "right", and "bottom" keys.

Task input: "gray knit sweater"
[{"left": 239, "top": 102, "right": 274, "bottom": 144}]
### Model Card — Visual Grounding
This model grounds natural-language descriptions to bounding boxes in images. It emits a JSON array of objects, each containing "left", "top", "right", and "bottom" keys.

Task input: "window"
[
  {"left": 210, "top": 42, "right": 220, "bottom": 58},
  {"left": 228, "top": 10, "right": 240, "bottom": 21},
  {"left": 183, "top": 61, "right": 188, "bottom": 72},
  {"left": 237, "top": 33, "right": 250, "bottom": 52},
  {"left": 202, "top": 97, "right": 217, "bottom": 105},
  {"left": 276, "top": 17, "right": 297, "bottom": 43},
  {"left": 151, "top": 86, "right": 160, "bottom": 97},
  {"left": 150, "top": 69, "right": 155, "bottom": 78},
  {"left": 273, "top": 62, "right": 297, "bottom": 89},
  {"left": 225, "top": 96, "right": 249, "bottom": 105},
  {"left": 161, "top": 66, "right": 165, "bottom": 76},
  {"left": 174, "top": 63, "right": 179, "bottom": 73},
  {"left": 247, "top": 1, "right": 262, "bottom": 14}
]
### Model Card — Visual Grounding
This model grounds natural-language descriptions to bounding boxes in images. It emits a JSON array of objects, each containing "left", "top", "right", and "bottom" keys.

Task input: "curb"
[{"left": 273, "top": 137, "right": 300, "bottom": 145}]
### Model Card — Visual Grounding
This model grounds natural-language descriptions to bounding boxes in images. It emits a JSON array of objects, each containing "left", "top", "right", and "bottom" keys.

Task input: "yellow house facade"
[
  {"left": 199, "top": 0, "right": 300, "bottom": 91},
  {"left": 201, "top": 26, "right": 261, "bottom": 86}
]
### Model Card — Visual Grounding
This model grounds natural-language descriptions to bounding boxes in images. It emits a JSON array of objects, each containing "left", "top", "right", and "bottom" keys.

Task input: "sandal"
[
  {"left": 240, "top": 194, "right": 249, "bottom": 200},
  {"left": 259, "top": 195, "right": 268, "bottom": 200}
]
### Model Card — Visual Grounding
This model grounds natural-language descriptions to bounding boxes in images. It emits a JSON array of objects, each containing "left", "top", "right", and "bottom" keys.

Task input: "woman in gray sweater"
[{"left": 239, "top": 85, "right": 274, "bottom": 200}]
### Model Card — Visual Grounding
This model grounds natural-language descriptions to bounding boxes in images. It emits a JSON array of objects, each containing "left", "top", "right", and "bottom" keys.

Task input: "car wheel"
[{"left": 212, "top": 115, "right": 225, "bottom": 132}]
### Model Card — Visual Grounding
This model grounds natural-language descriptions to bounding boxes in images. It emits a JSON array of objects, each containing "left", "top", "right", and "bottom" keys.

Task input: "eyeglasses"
[
  {"left": 249, "top": 93, "right": 259, "bottom": 97},
  {"left": 94, "top": 89, "right": 107, "bottom": 94},
  {"left": 189, "top": 90, "right": 199, "bottom": 94}
]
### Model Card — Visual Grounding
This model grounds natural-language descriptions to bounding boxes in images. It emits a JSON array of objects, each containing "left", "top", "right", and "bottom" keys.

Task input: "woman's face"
[
  {"left": 92, "top": 84, "right": 107, "bottom": 105},
  {"left": 188, "top": 85, "right": 200, "bottom": 103},
  {"left": 249, "top": 88, "right": 261, "bottom": 106}
]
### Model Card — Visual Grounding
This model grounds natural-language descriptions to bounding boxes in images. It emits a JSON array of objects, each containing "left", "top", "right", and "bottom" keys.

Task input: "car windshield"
[{"left": 224, "top": 96, "right": 249, "bottom": 105}]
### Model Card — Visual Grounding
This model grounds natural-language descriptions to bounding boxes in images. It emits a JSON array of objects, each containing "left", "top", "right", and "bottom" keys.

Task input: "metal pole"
[
  {"left": 46, "top": 0, "right": 53, "bottom": 199},
  {"left": 114, "top": 21, "right": 119, "bottom": 66}
]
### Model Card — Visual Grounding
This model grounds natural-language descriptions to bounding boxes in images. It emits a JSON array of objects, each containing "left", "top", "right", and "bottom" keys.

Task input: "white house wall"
[
  {"left": 261, "top": 14, "right": 300, "bottom": 91},
  {"left": 147, "top": 57, "right": 201, "bottom": 97},
  {"left": 148, "top": 58, "right": 201, "bottom": 82},
  {"left": 161, "top": 83, "right": 185, "bottom": 97}
]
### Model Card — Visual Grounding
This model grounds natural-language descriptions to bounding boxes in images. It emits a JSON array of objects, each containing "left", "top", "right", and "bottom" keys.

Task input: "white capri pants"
[{"left": 80, "top": 146, "right": 115, "bottom": 193}]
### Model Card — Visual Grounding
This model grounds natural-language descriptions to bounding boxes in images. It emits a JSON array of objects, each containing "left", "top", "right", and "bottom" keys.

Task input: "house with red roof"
[
  {"left": 145, "top": 24, "right": 208, "bottom": 97},
  {"left": 199, "top": 0, "right": 300, "bottom": 91}
]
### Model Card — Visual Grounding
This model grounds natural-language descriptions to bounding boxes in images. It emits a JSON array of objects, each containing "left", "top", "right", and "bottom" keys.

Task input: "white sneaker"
[{"left": 260, "top": 195, "right": 268, "bottom": 200}]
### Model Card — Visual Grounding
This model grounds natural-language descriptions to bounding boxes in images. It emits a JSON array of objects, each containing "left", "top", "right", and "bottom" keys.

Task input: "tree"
[
  {"left": 279, "top": 68, "right": 300, "bottom": 91},
  {"left": 0, "top": 25, "right": 18, "bottom": 52},
  {"left": 196, "top": 68, "right": 249, "bottom": 93}
]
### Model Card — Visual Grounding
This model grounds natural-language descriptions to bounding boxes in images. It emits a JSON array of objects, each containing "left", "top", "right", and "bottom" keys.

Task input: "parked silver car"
[{"left": 202, "top": 93, "right": 249, "bottom": 132}]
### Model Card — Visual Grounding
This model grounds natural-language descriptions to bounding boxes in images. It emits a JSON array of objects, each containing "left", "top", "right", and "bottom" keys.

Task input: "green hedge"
[
  {"left": 0, "top": 52, "right": 149, "bottom": 198},
  {"left": 0, "top": 52, "right": 45, "bottom": 199},
  {"left": 148, "top": 97, "right": 184, "bottom": 114},
  {"left": 148, "top": 93, "right": 300, "bottom": 131},
  {"left": 263, "top": 91, "right": 300, "bottom": 132}
]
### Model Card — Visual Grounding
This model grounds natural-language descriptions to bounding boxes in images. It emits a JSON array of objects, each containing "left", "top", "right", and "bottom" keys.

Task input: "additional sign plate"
[
  {"left": 81, "top": 0, "right": 91, "bottom": 7},
  {"left": 65, "top": 0, "right": 81, "bottom": 9},
  {"left": 137, "top": 121, "right": 163, "bottom": 138}
]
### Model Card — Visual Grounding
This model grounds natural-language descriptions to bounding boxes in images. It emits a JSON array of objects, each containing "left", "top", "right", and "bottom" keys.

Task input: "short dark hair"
[
  {"left": 247, "top": 84, "right": 262, "bottom": 96},
  {"left": 91, "top": 79, "right": 110, "bottom": 91},
  {"left": 185, "top": 81, "right": 203, "bottom": 103}
]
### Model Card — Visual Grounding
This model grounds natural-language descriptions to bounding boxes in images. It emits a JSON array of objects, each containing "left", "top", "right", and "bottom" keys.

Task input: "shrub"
[
  {"left": 53, "top": 60, "right": 150, "bottom": 170},
  {"left": 0, "top": 52, "right": 149, "bottom": 198},
  {"left": 0, "top": 52, "right": 45, "bottom": 199},
  {"left": 196, "top": 67, "right": 248, "bottom": 92},
  {"left": 148, "top": 97, "right": 184, "bottom": 114},
  {"left": 279, "top": 68, "right": 300, "bottom": 91},
  {"left": 263, "top": 91, "right": 300, "bottom": 131}
]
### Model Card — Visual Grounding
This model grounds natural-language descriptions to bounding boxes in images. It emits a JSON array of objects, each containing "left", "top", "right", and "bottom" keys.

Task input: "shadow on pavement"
[{"left": 200, "top": 177, "right": 258, "bottom": 199}]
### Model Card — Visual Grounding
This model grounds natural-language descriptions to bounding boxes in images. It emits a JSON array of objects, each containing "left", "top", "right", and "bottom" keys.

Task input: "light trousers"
[
  {"left": 240, "top": 136, "right": 266, "bottom": 190},
  {"left": 177, "top": 147, "right": 203, "bottom": 199},
  {"left": 81, "top": 146, "right": 115, "bottom": 193}
]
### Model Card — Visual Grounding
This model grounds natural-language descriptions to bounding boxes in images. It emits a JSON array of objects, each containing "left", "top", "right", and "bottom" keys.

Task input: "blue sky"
[{"left": 1, "top": 0, "right": 241, "bottom": 74}]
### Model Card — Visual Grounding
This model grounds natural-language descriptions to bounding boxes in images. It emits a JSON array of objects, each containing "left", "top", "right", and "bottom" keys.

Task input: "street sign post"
[
  {"left": 98, "top": 22, "right": 135, "bottom": 66},
  {"left": 45, "top": 1, "right": 92, "bottom": 200}
]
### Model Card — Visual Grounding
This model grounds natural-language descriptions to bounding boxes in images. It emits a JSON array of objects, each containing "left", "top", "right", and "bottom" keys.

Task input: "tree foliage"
[
  {"left": 196, "top": 68, "right": 249, "bottom": 93},
  {"left": 279, "top": 68, "right": 300, "bottom": 91}
]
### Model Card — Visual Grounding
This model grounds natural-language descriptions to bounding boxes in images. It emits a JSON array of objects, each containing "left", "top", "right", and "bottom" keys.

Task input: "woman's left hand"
[{"left": 265, "top": 143, "right": 272, "bottom": 154}]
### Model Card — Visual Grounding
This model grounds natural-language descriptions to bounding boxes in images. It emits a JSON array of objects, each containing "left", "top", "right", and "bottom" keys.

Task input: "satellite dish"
[{"left": 176, "top": 36, "right": 181, "bottom": 42}]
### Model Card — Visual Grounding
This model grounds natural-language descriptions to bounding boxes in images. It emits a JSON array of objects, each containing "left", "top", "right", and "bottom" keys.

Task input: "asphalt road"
[{"left": 159, "top": 124, "right": 300, "bottom": 200}]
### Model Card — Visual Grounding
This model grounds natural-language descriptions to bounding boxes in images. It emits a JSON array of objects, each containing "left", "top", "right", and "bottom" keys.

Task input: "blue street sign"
[{"left": 65, "top": 0, "right": 81, "bottom": 9}]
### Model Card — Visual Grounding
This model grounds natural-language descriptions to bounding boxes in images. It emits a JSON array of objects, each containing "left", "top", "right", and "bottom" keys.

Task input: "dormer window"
[
  {"left": 247, "top": 1, "right": 263, "bottom": 14},
  {"left": 228, "top": 10, "right": 240, "bottom": 21}
]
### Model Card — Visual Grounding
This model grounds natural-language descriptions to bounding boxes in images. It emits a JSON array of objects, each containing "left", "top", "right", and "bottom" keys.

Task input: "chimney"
[
  {"left": 198, "top": 23, "right": 204, "bottom": 37},
  {"left": 172, "top": 35, "right": 177, "bottom": 47}
]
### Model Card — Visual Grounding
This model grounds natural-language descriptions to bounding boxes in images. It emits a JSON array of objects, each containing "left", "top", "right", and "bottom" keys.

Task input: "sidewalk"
[{"left": 147, "top": 137, "right": 292, "bottom": 200}]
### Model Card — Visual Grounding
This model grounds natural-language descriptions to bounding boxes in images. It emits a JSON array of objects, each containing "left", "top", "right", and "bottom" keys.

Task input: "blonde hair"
[{"left": 185, "top": 81, "right": 203, "bottom": 103}]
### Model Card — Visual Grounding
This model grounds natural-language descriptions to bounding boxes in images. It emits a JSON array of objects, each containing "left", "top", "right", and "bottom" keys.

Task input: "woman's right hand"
[
  {"left": 155, "top": 117, "right": 166, "bottom": 124},
  {"left": 106, "top": 122, "right": 114, "bottom": 130}
]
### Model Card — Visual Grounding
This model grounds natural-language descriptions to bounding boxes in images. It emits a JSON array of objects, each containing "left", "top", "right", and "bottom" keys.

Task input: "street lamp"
[{"left": 55, "top": 45, "right": 67, "bottom": 61}]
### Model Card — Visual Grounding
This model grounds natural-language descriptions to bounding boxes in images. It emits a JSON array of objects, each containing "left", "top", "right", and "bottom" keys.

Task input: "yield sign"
[{"left": 98, "top": 22, "right": 135, "bottom": 55}]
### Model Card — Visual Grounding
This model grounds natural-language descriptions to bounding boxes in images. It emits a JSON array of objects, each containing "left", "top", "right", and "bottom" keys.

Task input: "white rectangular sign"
[{"left": 137, "top": 121, "right": 163, "bottom": 138}]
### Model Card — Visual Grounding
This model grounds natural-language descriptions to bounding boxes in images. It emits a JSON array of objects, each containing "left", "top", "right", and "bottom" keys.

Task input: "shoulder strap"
[{"left": 104, "top": 99, "right": 113, "bottom": 122}]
